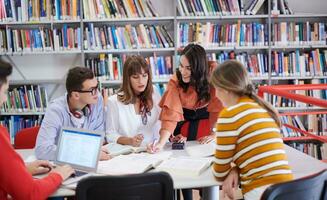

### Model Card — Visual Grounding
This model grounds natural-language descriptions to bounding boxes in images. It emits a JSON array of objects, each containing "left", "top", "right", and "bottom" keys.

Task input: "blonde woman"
[{"left": 210, "top": 60, "right": 293, "bottom": 200}]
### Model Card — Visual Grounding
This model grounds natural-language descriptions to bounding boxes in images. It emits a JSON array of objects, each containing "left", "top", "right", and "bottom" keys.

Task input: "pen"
[{"left": 151, "top": 139, "right": 158, "bottom": 153}]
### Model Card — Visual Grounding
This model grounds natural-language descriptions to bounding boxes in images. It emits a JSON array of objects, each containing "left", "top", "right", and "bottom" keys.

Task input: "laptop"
[{"left": 55, "top": 127, "right": 104, "bottom": 185}]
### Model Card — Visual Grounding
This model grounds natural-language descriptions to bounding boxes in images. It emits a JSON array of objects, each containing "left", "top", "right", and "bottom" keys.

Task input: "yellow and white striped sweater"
[{"left": 213, "top": 96, "right": 293, "bottom": 194}]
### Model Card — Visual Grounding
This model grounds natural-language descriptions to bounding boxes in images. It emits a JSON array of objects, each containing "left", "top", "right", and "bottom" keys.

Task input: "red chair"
[{"left": 14, "top": 126, "right": 40, "bottom": 149}]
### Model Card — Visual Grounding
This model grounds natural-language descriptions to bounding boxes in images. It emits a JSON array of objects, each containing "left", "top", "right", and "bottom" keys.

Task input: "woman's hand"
[
  {"left": 170, "top": 134, "right": 187, "bottom": 143},
  {"left": 99, "top": 145, "right": 111, "bottom": 160},
  {"left": 198, "top": 133, "right": 215, "bottom": 144},
  {"left": 147, "top": 141, "right": 164, "bottom": 154},
  {"left": 26, "top": 160, "right": 53, "bottom": 175},
  {"left": 131, "top": 134, "right": 144, "bottom": 147},
  {"left": 52, "top": 165, "right": 75, "bottom": 181},
  {"left": 222, "top": 167, "right": 239, "bottom": 200}
]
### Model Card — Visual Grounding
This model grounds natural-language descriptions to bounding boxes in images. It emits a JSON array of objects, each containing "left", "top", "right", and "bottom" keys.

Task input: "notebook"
[
  {"left": 155, "top": 157, "right": 212, "bottom": 176},
  {"left": 55, "top": 127, "right": 104, "bottom": 185},
  {"left": 105, "top": 143, "right": 147, "bottom": 156},
  {"left": 185, "top": 141, "right": 216, "bottom": 157},
  {"left": 97, "top": 151, "right": 172, "bottom": 175}
]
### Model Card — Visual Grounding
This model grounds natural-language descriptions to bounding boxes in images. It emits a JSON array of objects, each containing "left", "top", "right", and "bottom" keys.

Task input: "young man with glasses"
[{"left": 35, "top": 67, "right": 110, "bottom": 161}]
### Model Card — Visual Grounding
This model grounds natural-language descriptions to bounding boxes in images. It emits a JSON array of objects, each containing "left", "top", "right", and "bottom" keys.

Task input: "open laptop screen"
[{"left": 56, "top": 128, "right": 102, "bottom": 169}]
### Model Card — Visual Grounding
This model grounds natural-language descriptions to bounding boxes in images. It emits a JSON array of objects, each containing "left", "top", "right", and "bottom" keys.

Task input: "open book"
[
  {"left": 156, "top": 157, "right": 212, "bottom": 176},
  {"left": 185, "top": 142, "right": 216, "bottom": 157},
  {"left": 97, "top": 151, "right": 172, "bottom": 175},
  {"left": 105, "top": 143, "right": 147, "bottom": 156}
]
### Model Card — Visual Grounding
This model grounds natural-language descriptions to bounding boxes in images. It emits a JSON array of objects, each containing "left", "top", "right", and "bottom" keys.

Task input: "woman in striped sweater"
[{"left": 210, "top": 60, "right": 293, "bottom": 200}]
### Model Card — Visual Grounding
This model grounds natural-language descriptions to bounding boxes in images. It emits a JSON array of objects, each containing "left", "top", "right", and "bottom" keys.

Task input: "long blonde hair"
[{"left": 210, "top": 60, "right": 281, "bottom": 127}]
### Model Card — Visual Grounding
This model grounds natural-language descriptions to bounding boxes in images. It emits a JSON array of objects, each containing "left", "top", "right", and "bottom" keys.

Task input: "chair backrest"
[
  {"left": 76, "top": 172, "right": 174, "bottom": 200},
  {"left": 14, "top": 126, "right": 40, "bottom": 149},
  {"left": 260, "top": 169, "right": 327, "bottom": 200}
]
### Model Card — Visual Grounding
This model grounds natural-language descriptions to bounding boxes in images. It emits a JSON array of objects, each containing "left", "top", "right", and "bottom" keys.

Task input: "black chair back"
[
  {"left": 76, "top": 172, "right": 174, "bottom": 200},
  {"left": 261, "top": 169, "right": 327, "bottom": 200}
]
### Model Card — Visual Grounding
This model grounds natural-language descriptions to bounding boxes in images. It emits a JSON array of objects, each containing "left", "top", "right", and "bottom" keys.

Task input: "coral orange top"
[{"left": 159, "top": 74, "right": 223, "bottom": 134}]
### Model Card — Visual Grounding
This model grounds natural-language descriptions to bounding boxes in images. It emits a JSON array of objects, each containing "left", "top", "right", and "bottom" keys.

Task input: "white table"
[{"left": 17, "top": 142, "right": 327, "bottom": 200}]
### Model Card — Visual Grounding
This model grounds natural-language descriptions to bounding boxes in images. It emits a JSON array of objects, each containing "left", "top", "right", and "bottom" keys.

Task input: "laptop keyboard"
[{"left": 72, "top": 170, "right": 88, "bottom": 177}]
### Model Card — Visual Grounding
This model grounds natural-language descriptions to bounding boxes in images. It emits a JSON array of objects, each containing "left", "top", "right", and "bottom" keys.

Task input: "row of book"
[
  {"left": 85, "top": 54, "right": 173, "bottom": 81},
  {"left": 271, "top": 49, "right": 327, "bottom": 77},
  {"left": 272, "top": 22, "right": 327, "bottom": 46},
  {"left": 177, "top": 22, "right": 268, "bottom": 47},
  {"left": 280, "top": 114, "right": 327, "bottom": 138},
  {"left": 266, "top": 79, "right": 327, "bottom": 108},
  {"left": 0, "top": 0, "right": 159, "bottom": 22},
  {"left": 1, "top": 85, "right": 48, "bottom": 113},
  {"left": 84, "top": 23, "right": 173, "bottom": 50},
  {"left": 0, "top": 116, "right": 43, "bottom": 144},
  {"left": 286, "top": 142, "right": 327, "bottom": 160},
  {"left": 177, "top": 0, "right": 271, "bottom": 16},
  {"left": 207, "top": 51, "right": 268, "bottom": 77},
  {"left": 83, "top": 0, "right": 158, "bottom": 19},
  {"left": 0, "top": 26, "right": 82, "bottom": 53},
  {"left": 0, "top": 0, "right": 81, "bottom": 22},
  {"left": 206, "top": 50, "right": 327, "bottom": 78}
]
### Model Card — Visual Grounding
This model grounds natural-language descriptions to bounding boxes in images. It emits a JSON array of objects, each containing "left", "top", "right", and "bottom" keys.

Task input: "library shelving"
[
  {"left": 258, "top": 84, "right": 327, "bottom": 160},
  {"left": 1, "top": 0, "right": 326, "bottom": 141}
]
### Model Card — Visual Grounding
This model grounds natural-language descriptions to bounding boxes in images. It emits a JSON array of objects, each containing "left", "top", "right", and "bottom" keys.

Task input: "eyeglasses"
[{"left": 76, "top": 84, "right": 99, "bottom": 96}]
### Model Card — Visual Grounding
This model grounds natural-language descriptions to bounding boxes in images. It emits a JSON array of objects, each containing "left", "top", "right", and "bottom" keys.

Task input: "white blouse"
[{"left": 105, "top": 88, "right": 161, "bottom": 146}]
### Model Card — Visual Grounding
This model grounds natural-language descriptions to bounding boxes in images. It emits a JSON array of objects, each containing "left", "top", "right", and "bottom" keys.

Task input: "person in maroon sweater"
[{"left": 0, "top": 59, "right": 75, "bottom": 200}]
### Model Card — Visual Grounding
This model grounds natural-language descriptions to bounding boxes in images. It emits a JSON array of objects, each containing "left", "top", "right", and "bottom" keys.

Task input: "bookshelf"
[{"left": 0, "top": 0, "right": 326, "bottom": 144}]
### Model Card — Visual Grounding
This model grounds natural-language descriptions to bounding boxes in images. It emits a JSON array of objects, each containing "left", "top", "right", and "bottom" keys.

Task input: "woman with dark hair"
[
  {"left": 150, "top": 43, "right": 222, "bottom": 152},
  {"left": 148, "top": 44, "right": 223, "bottom": 200},
  {"left": 0, "top": 59, "right": 75, "bottom": 200},
  {"left": 106, "top": 55, "right": 161, "bottom": 147}
]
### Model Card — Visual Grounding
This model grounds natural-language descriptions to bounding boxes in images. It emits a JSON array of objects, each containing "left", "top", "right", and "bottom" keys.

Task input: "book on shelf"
[
  {"left": 104, "top": 143, "right": 147, "bottom": 156},
  {"left": 272, "top": 22, "right": 327, "bottom": 46},
  {"left": 207, "top": 51, "right": 269, "bottom": 77},
  {"left": 85, "top": 53, "right": 173, "bottom": 81},
  {"left": 177, "top": 0, "right": 269, "bottom": 16},
  {"left": 1, "top": 85, "right": 48, "bottom": 113},
  {"left": 271, "top": 49, "right": 327, "bottom": 77},
  {"left": 97, "top": 151, "right": 172, "bottom": 175},
  {"left": 84, "top": 23, "right": 173, "bottom": 50},
  {"left": 0, "top": 0, "right": 81, "bottom": 22},
  {"left": 0, "top": 115, "right": 43, "bottom": 144},
  {"left": 287, "top": 142, "right": 327, "bottom": 160},
  {"left": 177, "top": 21, "right": 268, "bottom": 48},
  {"left": 155, "top": 156, "right": 212, "bottom": 176},
  {"left": 2, "top": 25, "right": 81, "bottom": 53},
  {"left": 267, "top": 80, "right": 327, "bottom": 108},
  {"left": 83, "top": 0, "right": 159, "bottom": 20}
]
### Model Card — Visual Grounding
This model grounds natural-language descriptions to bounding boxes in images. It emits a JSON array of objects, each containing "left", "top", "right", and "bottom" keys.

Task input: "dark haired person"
[
  {"left": 0, "top": 59, "right": 75, "bottom": 200},
  {"left": 106, "top": 55, "right": 161, "bottom": 147},
  {"left": 150, "top": 44, "right": 223, "bottom": 152},
  {"left": 35, "top": 67, "right": 110, "bottom": 161},
  {"left": 148, "top": 44, "right": 223, "bottom": 200}
]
